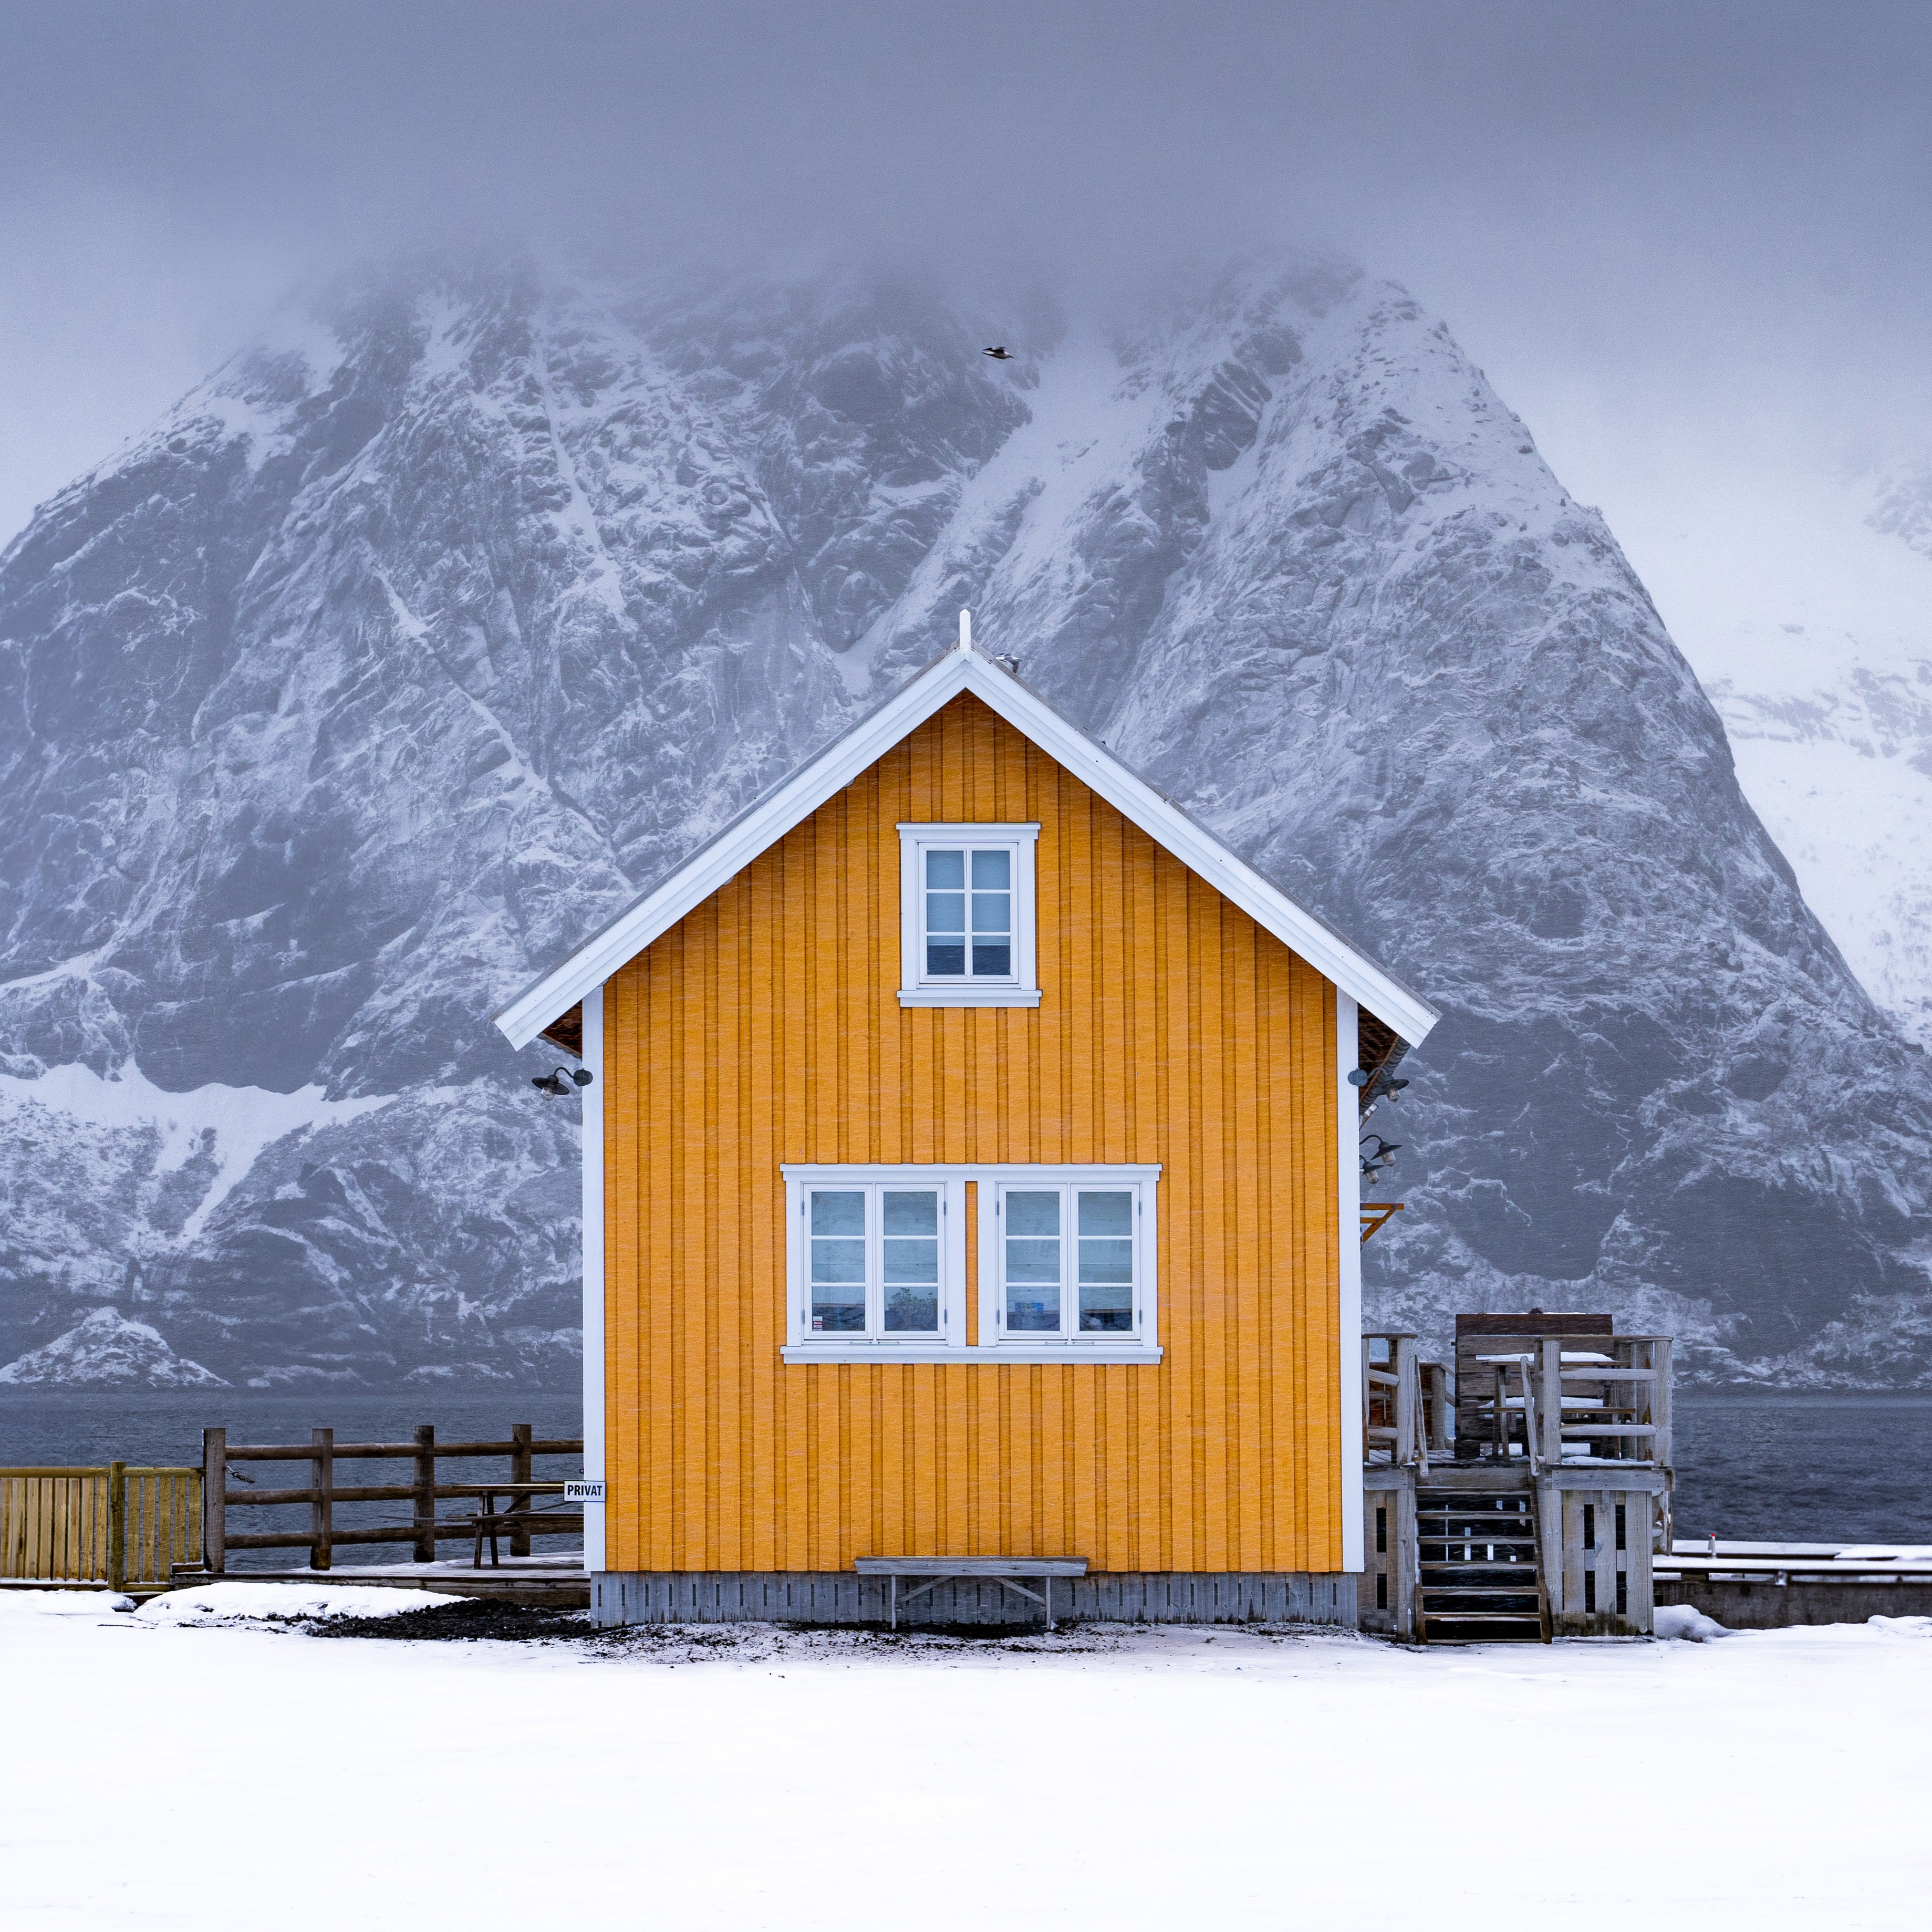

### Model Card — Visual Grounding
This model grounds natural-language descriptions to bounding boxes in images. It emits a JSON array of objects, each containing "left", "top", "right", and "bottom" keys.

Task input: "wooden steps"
[{"left": 1416, "top": 1489, "right": 1552, "bottom": 1643}]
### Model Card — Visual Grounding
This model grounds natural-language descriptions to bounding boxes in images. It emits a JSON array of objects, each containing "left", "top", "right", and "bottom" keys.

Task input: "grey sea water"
[
  {"left": 1668, "top": 1394, "right": 1932, "bottom": 1543},
  {"left": 3, "top": 1389, "right": 1930, "bottom": 1556}
]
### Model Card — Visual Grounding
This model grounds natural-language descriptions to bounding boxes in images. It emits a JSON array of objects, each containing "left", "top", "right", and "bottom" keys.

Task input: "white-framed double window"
[
  {"left": 782, "top": 1165, "right": 1159, "bottom": 1360},
  {"left": 897, "top": 823, "right": 1040, "bottom": 1007}
]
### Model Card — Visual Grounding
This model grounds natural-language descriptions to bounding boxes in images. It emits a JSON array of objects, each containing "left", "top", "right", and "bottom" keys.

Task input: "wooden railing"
[
  {"left": 202, "top": 1425, "right": 584, "bottom": 1573},
  {"left": 1462, "top": 1336, "right": 1673, "bottom": 1469},
  {"left": 1, "top": 1466, "right": 202, "bottom": 1589},
  {"left": 1362, "top": 1333, "right": 1452, "bottom": 1468}
]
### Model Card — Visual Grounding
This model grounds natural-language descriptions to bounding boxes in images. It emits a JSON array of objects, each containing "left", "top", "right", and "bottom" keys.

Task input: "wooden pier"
[
  {"left": 1656, "top": 1541, "right": 1932, "bottom": 1628},
  {"left": 197, "top": 1424, "right": 584, "bottom": 1572},
  {"left": 219, "top": 1555, "right": 590, "bottom": 1608},
  {"left": 169, "top": 1424, "right": 588, "bottom": 1602}
]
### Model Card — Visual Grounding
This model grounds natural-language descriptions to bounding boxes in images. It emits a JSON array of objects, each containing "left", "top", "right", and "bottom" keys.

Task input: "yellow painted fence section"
[
  {"left": 604, "top": 692, "right": 1344, "bottom": 1577},
  {"left": 1, "top": 1467, "right": 203, "bottom": 1588}
]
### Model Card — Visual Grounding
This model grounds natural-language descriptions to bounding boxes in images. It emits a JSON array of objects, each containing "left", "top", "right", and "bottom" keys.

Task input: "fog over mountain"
[
  {"left": 1, "top": 254, "right": 1929, "bottom": 1387},
  {"left": 1689, "top": 493, "right": 1932, "bottom": 1058}
]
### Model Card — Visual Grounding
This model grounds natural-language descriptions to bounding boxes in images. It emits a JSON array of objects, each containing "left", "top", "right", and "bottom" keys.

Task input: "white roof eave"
[{"left": 493, "top": 645, "right": 1438, "bottom": 1051}]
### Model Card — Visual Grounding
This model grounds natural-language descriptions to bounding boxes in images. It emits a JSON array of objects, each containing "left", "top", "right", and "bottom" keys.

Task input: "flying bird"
[{"left": 982, "top": 346, "right": 1014, "bottom": 360}]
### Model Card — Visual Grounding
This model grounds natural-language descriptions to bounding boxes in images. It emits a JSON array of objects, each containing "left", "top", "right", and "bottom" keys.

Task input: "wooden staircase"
[{"left": 1416, "top": 1485, "right": 1552, "bottom": 1643}]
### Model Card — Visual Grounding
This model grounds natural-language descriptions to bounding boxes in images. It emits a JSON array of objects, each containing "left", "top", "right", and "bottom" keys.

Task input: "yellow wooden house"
[{"left": 496, "top": 618, "right": 1437, "bottom": 1627}]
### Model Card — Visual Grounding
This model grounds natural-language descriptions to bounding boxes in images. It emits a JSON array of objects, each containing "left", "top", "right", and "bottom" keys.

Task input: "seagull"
[{"left": 982, "top": 346, "right": 1014, "bottom": 360}]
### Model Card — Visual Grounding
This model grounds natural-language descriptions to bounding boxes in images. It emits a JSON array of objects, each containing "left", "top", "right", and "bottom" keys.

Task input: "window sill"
[
  {"left": 782, "top": 1344, "right": 1162, "bottom": 1365},
  {"left": 897, "top": 987, "right": 1042, "bottom": 1007}
]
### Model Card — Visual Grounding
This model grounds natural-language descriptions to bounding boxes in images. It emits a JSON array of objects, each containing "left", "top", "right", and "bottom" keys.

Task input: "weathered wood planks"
[{"left": 0, "top": 1467, "right": 202, "bottom": 1585}]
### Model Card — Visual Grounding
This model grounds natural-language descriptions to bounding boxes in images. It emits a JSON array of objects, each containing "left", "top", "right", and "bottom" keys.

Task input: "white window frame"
[
  {"left": 781, "top": 1164, "right": 1160, "bottom": 1364},
  {"left": 784, "top": 1170, "right": 969, "bottom": 1350},
  {"left": 897, "top": 823, "right": 1041, "bottom": 1007},
  {"left": 980, "top": 1169, "right": 1159, "bottom": 1353}
]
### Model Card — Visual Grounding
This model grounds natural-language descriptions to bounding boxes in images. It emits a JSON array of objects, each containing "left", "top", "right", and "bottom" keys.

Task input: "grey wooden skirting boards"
[{"left": 590, "top": 1570, "right": 1356, "bottom": 1628}]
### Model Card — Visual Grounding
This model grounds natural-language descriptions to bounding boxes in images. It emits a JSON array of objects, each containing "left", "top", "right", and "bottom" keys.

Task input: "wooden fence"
[
  {"left": 204, "top": 1425, "right": 584, "bottom": 1573},
  {"left": 1, "top": 1466, "right": 203, "bottom": 1589}
]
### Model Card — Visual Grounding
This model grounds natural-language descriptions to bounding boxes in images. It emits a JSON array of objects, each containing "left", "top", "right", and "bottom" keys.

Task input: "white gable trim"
[{"left": 494, "top": 633, "right": 1438, "bottom": 1050}]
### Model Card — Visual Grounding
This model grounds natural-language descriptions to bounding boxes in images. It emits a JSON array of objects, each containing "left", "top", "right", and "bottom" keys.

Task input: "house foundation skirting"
[{"left": 591, "top": 1570, "right": 1357, "bottom": 1629}]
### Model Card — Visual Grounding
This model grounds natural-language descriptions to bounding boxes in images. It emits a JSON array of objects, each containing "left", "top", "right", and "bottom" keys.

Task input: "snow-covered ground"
[{"left": 4, "top": 1588, "right": 1928, "bottom": 1929}]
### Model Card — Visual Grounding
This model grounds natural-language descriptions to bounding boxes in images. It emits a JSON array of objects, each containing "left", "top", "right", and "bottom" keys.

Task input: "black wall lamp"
[
  {"left": 532, "top": 1065, "right": 594, "bottom": 1096},
  {"left": 1360, "top": 1131, "right": 1401, "bottom": 1183},
  {"left": 1348, "top": 1065, "right": 1410, "bottom": 1106}
]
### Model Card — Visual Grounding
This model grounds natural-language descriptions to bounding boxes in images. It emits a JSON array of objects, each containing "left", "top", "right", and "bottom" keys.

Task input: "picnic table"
[{"left": 442, "top": 1482, "right": 584, "bottom": 1568}]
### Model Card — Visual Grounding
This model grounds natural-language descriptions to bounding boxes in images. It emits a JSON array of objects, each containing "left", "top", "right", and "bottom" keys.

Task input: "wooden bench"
[
  {"left": 853, "top": 1555, "right": 1088, "bottom": 1629},
  {"left": 463, "top": 1511, "right": 585, "bottom": 1569},
  {"left": 444, "top": 1483, "right": 584, "bottom": 1569}
]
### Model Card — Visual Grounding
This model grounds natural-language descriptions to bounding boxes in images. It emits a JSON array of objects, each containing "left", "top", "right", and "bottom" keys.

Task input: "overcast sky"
[{"left": 3, "top": 1, "right": 1928, "bottom": 667}]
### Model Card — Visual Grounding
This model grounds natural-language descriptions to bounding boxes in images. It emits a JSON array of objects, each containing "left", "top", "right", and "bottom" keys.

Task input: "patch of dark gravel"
[{"left": 307, "top": 1598, "right": 595, "bottom": 1642}]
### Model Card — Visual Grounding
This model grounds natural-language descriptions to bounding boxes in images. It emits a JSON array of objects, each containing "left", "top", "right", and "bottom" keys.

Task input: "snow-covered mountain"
[
  {"left": 1632, "top": 460, "right": 1932, "bottom": 1057},
  {"left": 3, "top": 257, "right": 1929, "bottom": 1386},
  {"left": 1705, "top": 628, "right": 1932, "bottom": 1052},
  {"left": 0, "top": 1306, "right": 223, "bottom": 1387}
]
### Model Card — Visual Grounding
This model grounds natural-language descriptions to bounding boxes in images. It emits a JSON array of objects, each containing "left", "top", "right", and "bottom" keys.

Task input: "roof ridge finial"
[{"left": 958, "top": 609, "right": 972, "bottom": 655}]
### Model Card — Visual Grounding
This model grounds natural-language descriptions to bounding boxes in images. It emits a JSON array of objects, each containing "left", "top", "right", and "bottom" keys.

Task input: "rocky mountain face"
[{"left": 3, "top": 258, "right": 1929, "bottom": 1387}]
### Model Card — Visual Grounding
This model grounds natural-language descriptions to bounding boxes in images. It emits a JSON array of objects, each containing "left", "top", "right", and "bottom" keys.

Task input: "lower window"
[
  {"left": 807, "top": 1182, "right": 942, "bottom": 1337},
  {"left": 996, "top": 1182, "right": 1138, "bottom": 1335},
  {"left": 805, "top": 1182, "right": 950, "bottom": 1337}
]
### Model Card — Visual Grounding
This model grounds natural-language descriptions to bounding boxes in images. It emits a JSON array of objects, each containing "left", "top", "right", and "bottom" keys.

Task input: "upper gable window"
[{"left": 897, "top": 823, "right": 1041, "bottom": 1007}]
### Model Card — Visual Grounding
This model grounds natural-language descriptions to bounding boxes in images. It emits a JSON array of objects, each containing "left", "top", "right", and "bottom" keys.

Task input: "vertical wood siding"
[{"left": 603, "top": 694, "right": 1342, "bottom": 1573}]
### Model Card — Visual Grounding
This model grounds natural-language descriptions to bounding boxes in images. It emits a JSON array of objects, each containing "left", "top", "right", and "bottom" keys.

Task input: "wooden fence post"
[
  {"left": 107, "top": 1461, "right": 127, "bottom": 1593},
  {"left": 1650, "top": 1337, "right": 1674, "bottom": 1474},
  {"left": 412, "top": 1425, "right": 436, "bottom": 1564},
  {"left": 1540, "top": 1337, "right": 1565, "bottom": 1469},
  {"left": 511, "top": 1422, "right": 532, "bottom": 1559},
  {"left": 311, "top": 1428, "right": 334, "bottom": 1572},
  {"left": 203, "top": 1428, "right": 227, "bottom": 1575}
]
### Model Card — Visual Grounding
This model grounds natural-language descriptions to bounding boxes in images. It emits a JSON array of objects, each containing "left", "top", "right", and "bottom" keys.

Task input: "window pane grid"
[
  {"left": 805, "top": 1185, "right": 943, "bottom": 1338},
  {"left": 999, "top": 1183, "right": 1137, "bottom": 1338},
  {"left": 809, "top": 1189, "right": 866, "bottom": 1333},
  {"left": 881, "top": 1189, "right": 939, "bottom": 1333},
  {"left": 924, "top": 845, "right": 1012, "bottom": 980}
]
